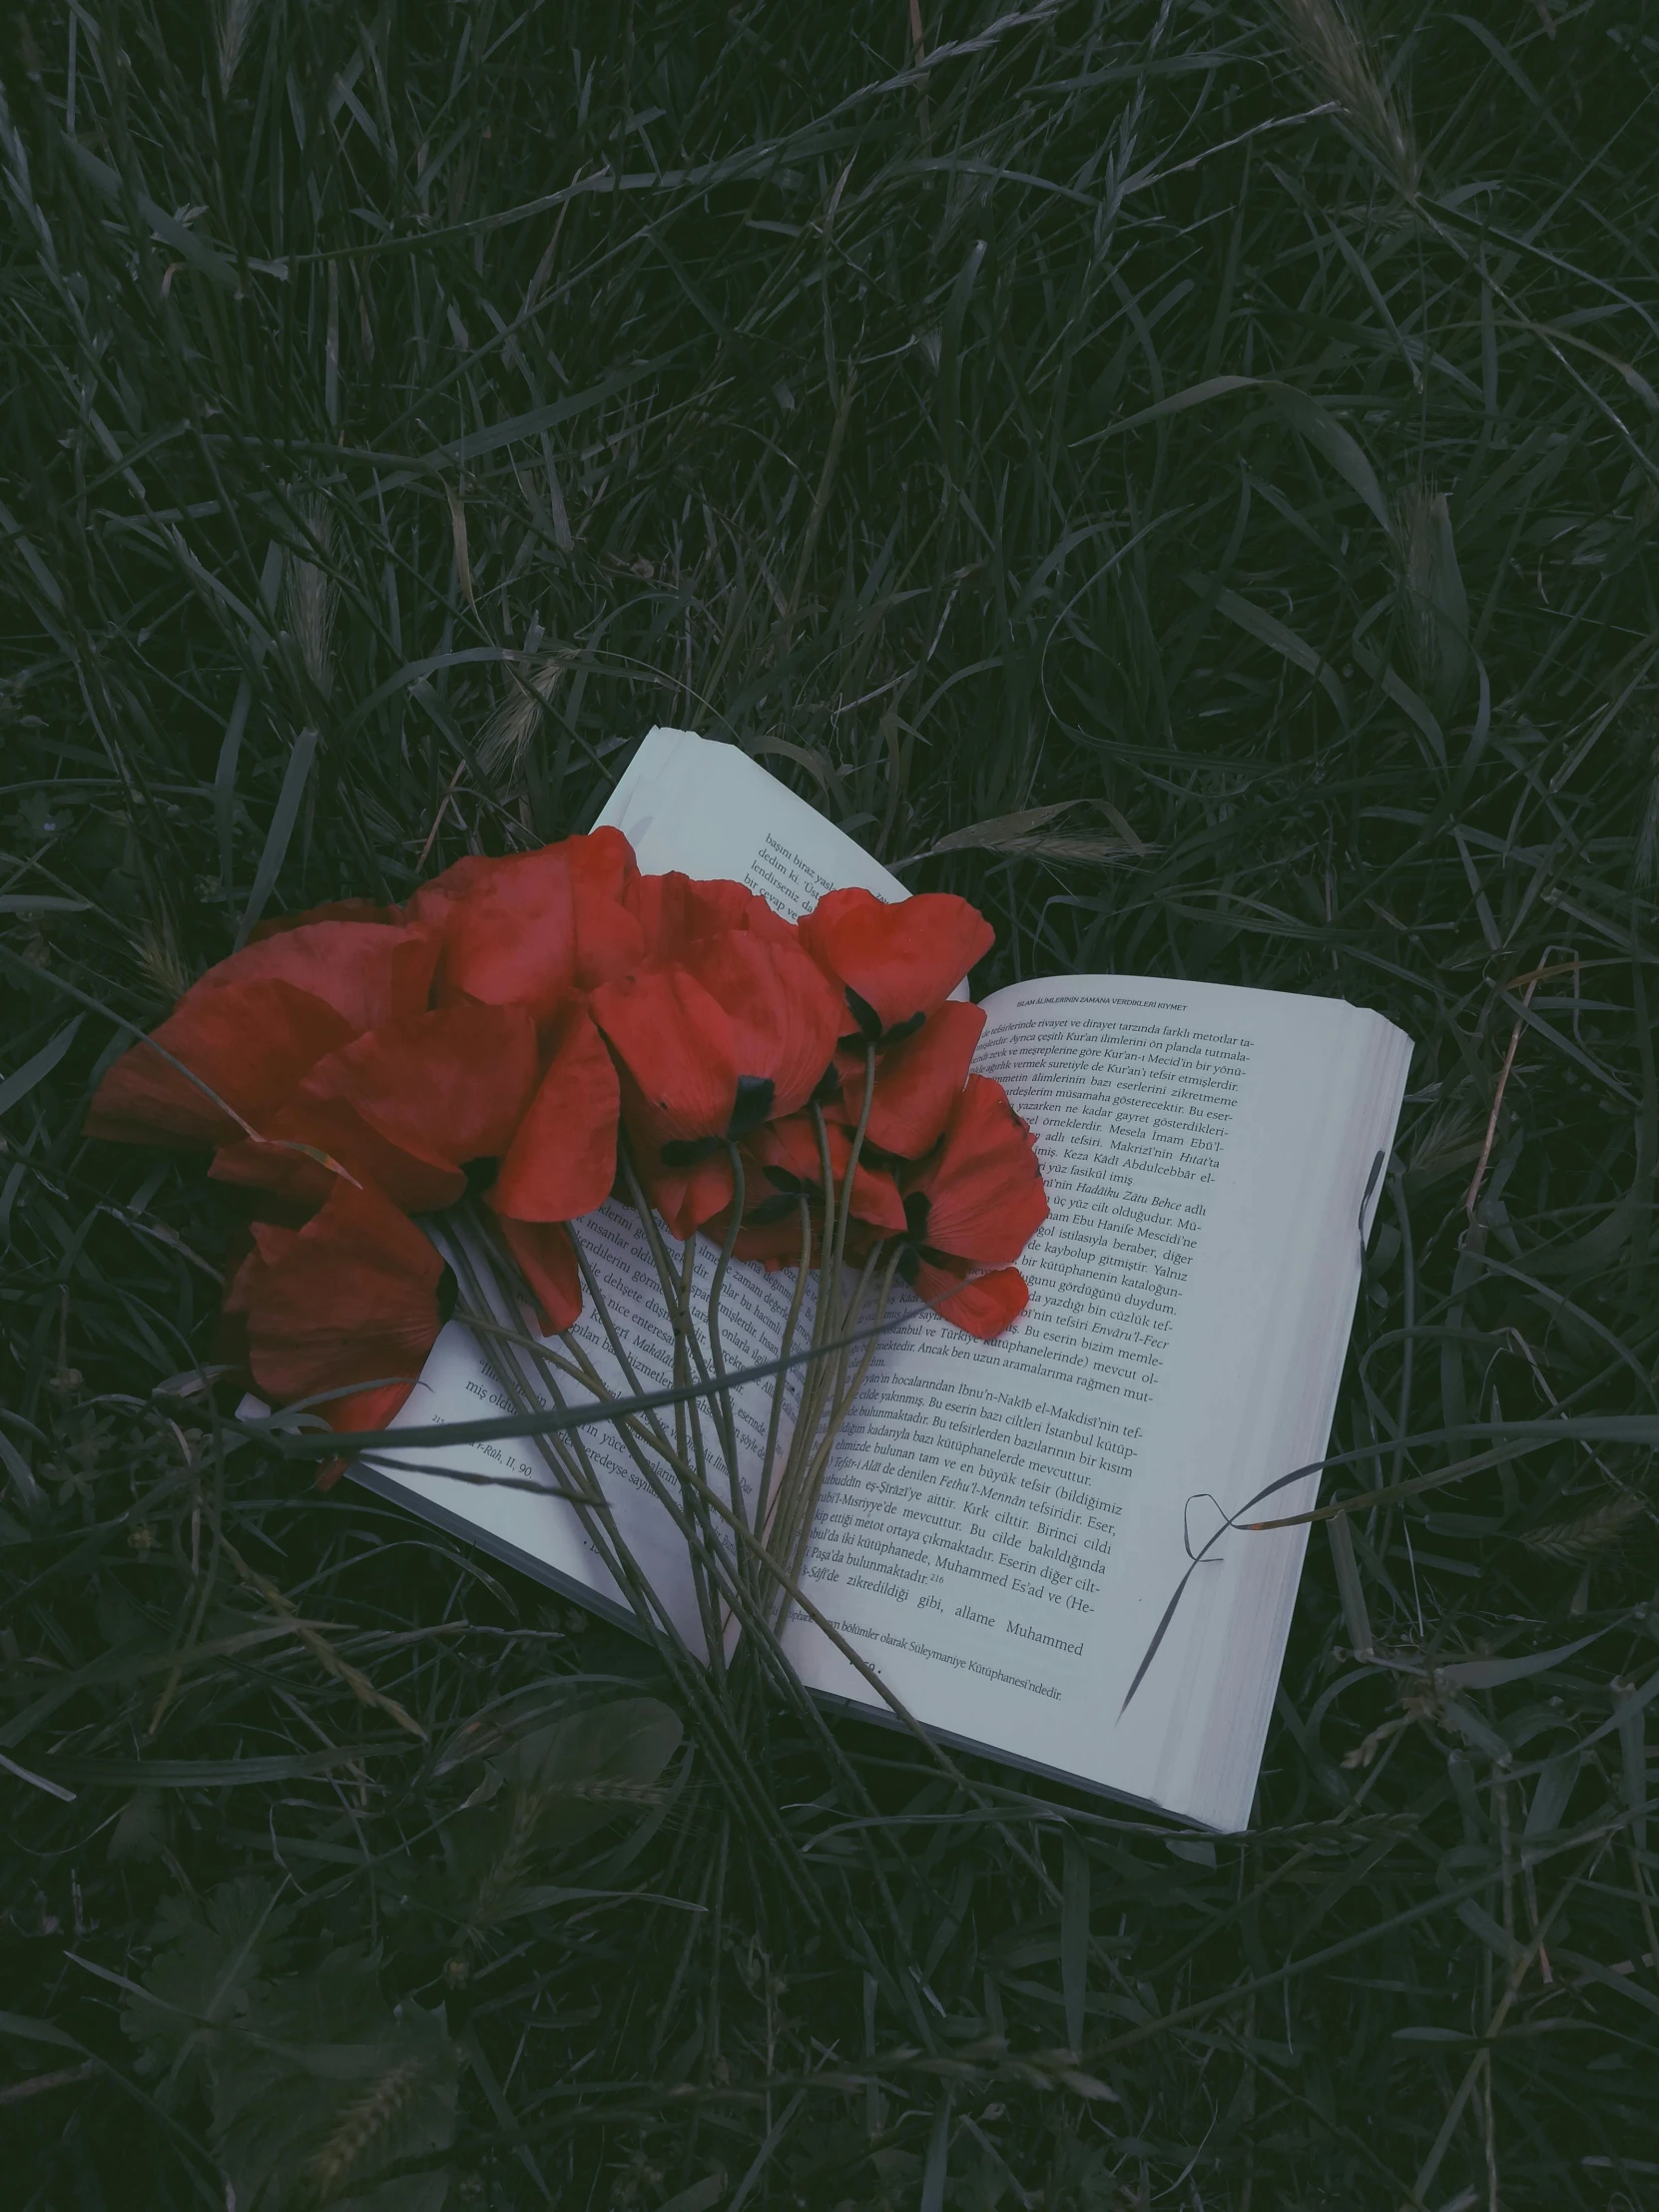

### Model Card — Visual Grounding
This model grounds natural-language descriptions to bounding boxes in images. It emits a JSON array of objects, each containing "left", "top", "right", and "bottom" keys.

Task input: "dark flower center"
[
  {"left": 728, "top": 1073, "right": 776, "bottom": 1138},
  {"left": 660, "top": 1075, "right": 777, "bottom": 1166},
  {"left": 745, "top": 1192, "right": 801, "bottom": 1227},
  {"left": 843, "top": 986, "right": 923, "bottom": 1048}
]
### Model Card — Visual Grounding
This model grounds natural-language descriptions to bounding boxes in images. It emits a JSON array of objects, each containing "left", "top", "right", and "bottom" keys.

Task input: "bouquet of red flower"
[{"left": 87, "top": 830, "right": 1046, "bottom": 1638}]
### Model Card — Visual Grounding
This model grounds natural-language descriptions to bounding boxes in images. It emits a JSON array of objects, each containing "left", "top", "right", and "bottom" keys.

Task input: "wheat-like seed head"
[
  {"left": 304, "top": 2056, "right": 426, "bottom": 2202},
  {"left": 1277, "top": 0, "right": 1420, "bottom": 200},
  {"left": 134, "top": 920, "right": 193, "bottom": 1004},
  {"left": 217, "top": 0, "right": 261, "bottom": 97},
  {"left": 1522, "top": 1488, "right": 1650, "bottom": 1564},
  {"left": 480, "top": 655, "right": 570, "bottom": 772}
]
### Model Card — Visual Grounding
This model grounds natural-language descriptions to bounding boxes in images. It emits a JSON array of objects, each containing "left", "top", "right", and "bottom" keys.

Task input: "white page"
[
  {"left": 597, "top": 726, "right": 907, "bottom": 909},
  {"left": 351, "top": 731, "right": 905, "bottom": 1633},
  {"left": 782, "top": 977, "right": 1408, "bottom": 1829}
]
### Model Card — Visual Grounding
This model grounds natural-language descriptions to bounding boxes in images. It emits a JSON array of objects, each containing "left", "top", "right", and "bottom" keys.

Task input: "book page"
[
  {"left": 353, "top": 730, "right": 893, "bottom": 1636},
  {"left": 353, "top": 730, "right": 1408, "bottom": 1825},
  {"left": 784, "top": 977, "right": 1407, "bottom": 1829},
  {"left": 596, "top": 726, "right": 907, "bottom": 911}
]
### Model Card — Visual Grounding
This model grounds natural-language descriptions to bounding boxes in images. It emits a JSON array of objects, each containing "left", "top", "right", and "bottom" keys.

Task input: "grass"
[{"left": 3, "top": 0, "right": 1659, "bottom": 2204}]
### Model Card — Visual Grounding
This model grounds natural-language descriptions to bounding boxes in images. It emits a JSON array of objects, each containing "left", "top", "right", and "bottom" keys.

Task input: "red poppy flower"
[
  {"left": 800, "top": 887, "right": 993, "bottom": 1043},
  {"left": 84, "top": 978, "right": 357, "bottom": 1149},
  {"left": 590, "top": 925, "right": 844, "bottom": 1239},
  {"left": 497, "top": 1216, "right": 584, "bottom": 1335},
  {"left": 646, "top": 1149, "right": 744, "bottom": 1243},
  {"left": 627, "top": 871, "right": 792, "bottom": 959},
  {"left": 683, "top": 929, "right": 842, "bottom": 1124},
  {"left": 909, "top": 1260, "right": 1030, "bottom": 1340},
  {"left": 588, "top": 964, "right": 741, "bottom": 1235},
  {"left": 845, "top": 999, "right": 987, "bottom": 1157},
  {"left": 590, "top": 964, "right": 740, "bottom": 1156},
  {"left": 491, "top": 1001, "right": 621, "bottom": 1224},
  {"left": 410, "top": 828, "right": 643, "bottom": 1026},
  {"left": 749, "top": 1114, "right": 905, "bottom": 1236},
  {"left": 211, "top": 1001, "right": 540, "bottom": 1213},
  {"left": 186, "top": 918, "right": 439, "bottom": 1034},
  {"left": 229, "top": 1179, "right": 452, "bottom": 1422},
  {"left": 901, "top": 1073, "right": 1047, "bottom": 1266},
  {"left": 701, "top": 1111, "right": 907, "bottom": 1267},
  {"left": 882, "top": 1074, "right": 1045, "bottom": 1340}
]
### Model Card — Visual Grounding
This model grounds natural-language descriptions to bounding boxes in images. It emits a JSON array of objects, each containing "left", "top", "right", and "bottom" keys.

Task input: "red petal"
[
  {"left": 403, "top": 851, "right": 495, "bottom": 927},
  {"left": 909, "top": 1074, "right": 1047, "bottom": 1265},
  {"left": 912, "top": 1261, "right": 1029, "bottom": 1339},
  {"left": 700, "top": 1201, "right": 818, "bottom": 1265},
  {"left": 185, "top": 920, "right": 437, "bottom": 1033},
  {"left": 643, "top": 1149, "right": 736, "bottom": 1241},
  {"left": 491, "top": 1003, "right": 620, "bottom": 1222},
  {"left": 415, "top": 830, "right": 643, "bottom": 1022},
  {"left": 570, "top": 829, "right": 646, "bottom": 990},
  {"left": 303, "top": 1001, "right": 540, "bottom": 1172},
  {"left": 210, "top": 1097, "right": 466, "bottom": 1214},
  {"left": 684, "top": 929, "right": 841, "bottom": 1118},
  {"left": 84, "top": 979, "right": 356, "bottom": 1148},
  {"left": 591, "top": 967, "right": 739, "bottom": 1143},
  {"left": 312, "top": 1381, "right": 417, "bottom": 1488},
  {"left": 850, "top": 1000, "right": 987, "bottom": 1156},
  {"left": 751, "top": 1114, "right": 904, "bottom": 1233},
  {"left": 800, "top": 888, "right": 993, "bottom": 1038},
  {"left": 217, "top": 1000, "right": 541, "bottom": 1210},
  {"left": 628, "top": 871, "right": 792, "bottom": 958},
  {"left": 498, "top": 1216, "right": 583, "bottom": 1333},
  {"left": 750, "top": 1113, "right": 827, "bottom": 1186},
  {"left": 240, "top": 1181, "right": 447, "bottom": 1403},
  {"left": 250, "top": 898, "right": 403, "bottom": 941}
]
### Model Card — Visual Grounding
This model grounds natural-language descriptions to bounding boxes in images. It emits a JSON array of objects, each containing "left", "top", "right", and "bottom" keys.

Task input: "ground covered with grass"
[{"left": 4, "top": 2, "right": 1659, "bottom": 2205}]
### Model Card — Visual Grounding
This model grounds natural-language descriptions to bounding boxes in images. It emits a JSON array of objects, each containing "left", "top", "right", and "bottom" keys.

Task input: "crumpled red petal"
[
  {"left": 684, "top": 929, "right": 841, "bottom": 1120},
  {"left": 84, "top": 978, "right": 356, "bottom": 1148},
  {"left": 210, "top": 1000, "right": 541, "bottom": 1214},
  {"left": 305, "top": 1000, "right": 540, "bottom": 1169},
  {"left": 185, "top": 919, "right": 438, "bottom": 1034},
  {"left": 907, "top": 1074, "right": 1048, "bottom": 1265},
  {"left": 492, "top": 1002, "right": 620, "bottom": 1223},
  {"left": 800, "top": 887, "right": 993, "bottom": 1039},
  {"left": 237, "top": 1180, "right": 448, "bottom": 1405},
  {"left": 911, "top": 1259, "right": 1029, "bottom": 1340},
  {"left": 849, "top": 999, "right": 987, "bottom": 1157},
  {"left": 591, "top": 966, "right": 739, "bottom": 1144},
  {"left": 210, "top": 1094, "right": 465, "bottom": 1214},
  {"left": 627, "top": 871, "right": 791, "bottom": 959},
  {"left": 498, "top": 1216, "right": 584, "bottom": 1334},
  {"left": 412, "top": 829, "right": 643, "bottom": 1023}
]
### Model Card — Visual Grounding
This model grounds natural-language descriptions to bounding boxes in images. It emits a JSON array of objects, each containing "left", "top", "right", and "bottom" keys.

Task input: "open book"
[{"left": 358, "top": 729, "right": 1410, "bottom": 1830}]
